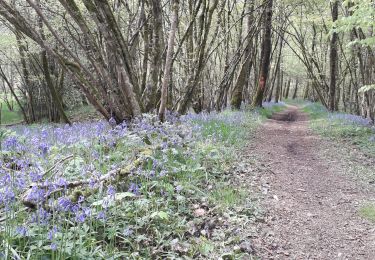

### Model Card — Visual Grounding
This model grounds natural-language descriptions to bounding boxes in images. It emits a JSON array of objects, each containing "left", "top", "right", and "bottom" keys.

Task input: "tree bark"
[
  {"left": 159, "top": 0, "right": 179, "bottom": 121},
  {"left": 230, "top": 0, "right": 255, "bottom": 109},
  {"left": 251, "top": 0, "right": 273, "bottom": 107},
  {"left": 329, "top": 0, "right": 339, "bottom": 111},
  {"left": 292, "top": 79, "right": 299, "bottom": 99}
]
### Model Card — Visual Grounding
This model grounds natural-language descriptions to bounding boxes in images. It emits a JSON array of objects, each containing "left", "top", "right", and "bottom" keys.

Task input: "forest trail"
[{"left": 250, "top": 106, "right": 375, "bottom": 259}]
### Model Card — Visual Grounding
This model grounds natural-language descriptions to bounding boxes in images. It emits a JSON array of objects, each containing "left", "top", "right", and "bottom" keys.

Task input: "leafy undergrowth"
[
  {"left": 0, "top": 104, "right": 279, "bottom": 259},
  {"left": 302, "top": 102, "right": 375, "bottom": 156}
]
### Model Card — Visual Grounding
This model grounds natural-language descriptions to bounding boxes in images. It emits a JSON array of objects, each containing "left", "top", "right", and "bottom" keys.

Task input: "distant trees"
[{"left": 0, "top": 0, "right": 373, "bottom": 123}]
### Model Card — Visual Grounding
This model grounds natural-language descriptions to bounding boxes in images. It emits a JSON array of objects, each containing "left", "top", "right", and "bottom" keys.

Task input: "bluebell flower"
[
  {"left": 29, "top": 171, "right": 43, "bottom": 182},
  {"left": 89, "top": 178, "right": 96, "bottom": 188},
  {"left": 107, "top": 185, "right": 116, "bottom": 197},
  {"left": 109, "top": 117, "right": 117, "bottom": 127},
  {"left": 26, "top": 187, "right": 46, "bottom": 205},
  {"left": 14, "top": 176, "right": 26, "bottom": 189},
  {"left": 128, "top": 183, "right": 140, "bottom": 195},
  {"left": 3, "top": 136, "right": 19, "bottom": 150},
  {"left": 38, "top": 143, "right": 49, "bottom": 156},
  {"left": 51, "top": 243, "right": 58, "bottom": 251},
  {"left": 75, "top": 213, "right": 86, "bottom": 223},
  {"left": 47, "top": 226, "right": 58, "bottom": 240},
  {"left": 123, "top": 227, "right": 133, "bottom": 237},
  {"left": 57, "top": 197, "right": 72, "bottom": 212},
  {"left": 97, "top": 211, "right": 106, "bottom": 221},
  {"left": 31, "top": 208, "right": 51, "bottom": 225},
  {"left": 159, "top": 170, "right": 167, "bottom": 177},
  {"left": 15, "top": 226, "right": 28, "bottom": 237},
  {"left": 82, "top": 207, "right": 91, "bottom": 216},
  {"left": 56, "top": 178, "right": 68, "bottom": 188},
  {"left": 0, "top": 187, "right": 16, "bottom": 204},
  {"left": 78, "top": 195, "right": 85, "bottom": 204}
]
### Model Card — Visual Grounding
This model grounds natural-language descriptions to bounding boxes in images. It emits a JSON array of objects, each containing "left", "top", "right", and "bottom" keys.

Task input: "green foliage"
[{"left": 337, "top": 0, "right": 375, "bottom": 47}]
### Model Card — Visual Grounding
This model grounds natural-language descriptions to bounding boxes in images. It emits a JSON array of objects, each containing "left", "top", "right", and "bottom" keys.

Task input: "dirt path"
[{"left": 250, "top": 105, "right": 375, "bottom": 259}]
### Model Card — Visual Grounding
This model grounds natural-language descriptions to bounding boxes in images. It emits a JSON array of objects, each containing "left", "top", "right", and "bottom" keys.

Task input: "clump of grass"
[
  {"left": 359, "top": 203, "right": 375, "bottom": 222},
  {"left": 209, "top": 184, "right": 247, "bottom": 209}
]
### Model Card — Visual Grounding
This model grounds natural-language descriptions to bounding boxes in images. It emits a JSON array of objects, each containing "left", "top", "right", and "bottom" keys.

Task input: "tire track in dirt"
[{"left": 251, "top": 105, "right": 375, "bottom": 259}]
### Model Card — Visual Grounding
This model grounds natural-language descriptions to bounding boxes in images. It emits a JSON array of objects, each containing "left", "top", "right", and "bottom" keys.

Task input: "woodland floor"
[{"left": 248, "top": 106, "right": 375, "bottom": 259}]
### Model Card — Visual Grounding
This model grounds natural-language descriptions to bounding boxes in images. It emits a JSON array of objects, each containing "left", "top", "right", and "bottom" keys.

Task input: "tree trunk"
[
  {"left": 230, "top": 0, "right": 254, "bottom": 109},
  {"left": 251, "top": 0, "right": 273, "bottom": 107},
  {"left": 329, "top": 0, "right": 339, "bottom": 111},
  {"left": 177, "top": 0, "right": 219, "bottom": 114},
  {"left": 292, "top": 79, "right": 299, "bottom": 99},
  {"left": 284, "top": 79, "right": 291, "bottom": 99},
  {"left": 159, "top": 0, "right": 179, "bottom": 121},
  {"left": 36, "top": 1, "right": 71, "bottom": 124},
  {"left": 275, "top": 67, "right": 282, "bottom": 103},
  {"left": 303, "top": 83, "right": 310, "bottom": 100}
]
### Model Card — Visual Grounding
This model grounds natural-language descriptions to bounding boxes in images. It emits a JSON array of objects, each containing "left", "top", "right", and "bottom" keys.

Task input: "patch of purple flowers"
[{"left": 328, "top": 113, "right": 372, "bottom": 127}]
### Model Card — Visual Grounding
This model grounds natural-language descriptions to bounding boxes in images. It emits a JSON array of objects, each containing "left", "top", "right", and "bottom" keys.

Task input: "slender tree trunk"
[
  {"left": 159, "top": 0, "right": 179, "bottom": 121},
  {"left": 177, "top": 0, "right": 219, "bottom": 114},
  {"left": 284, "top": 79, "right": 291, "bottom": 99},
  {"left": 292, "top": 79, "right": 299, "bottom": 99},
  {"left": 303, "top": 83, "right": 310, "bottom": 99},
  {"left": 329, "top": 0, "right": 339, "bottom": 111},
  {"left": 231, "top": 0, "right": 254, "bottom": 109},
  {"left": 275, "top": 66, "right": 282, "bottom": 103},
  {"left": 252, "top": 0, "right": 273, "bottom": 107},
  {"left": 36, "top": 0, "right": 70, "bottom": 124}
]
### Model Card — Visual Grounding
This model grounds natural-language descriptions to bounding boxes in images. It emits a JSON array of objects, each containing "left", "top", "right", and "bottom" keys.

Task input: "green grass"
[
  {"left": 302, "top": 102, "right": 328, "bottom": 119},
  {"left": 359, "top": 204, "right": 375, "bottom": 222},
  {"left": 284, "top": 98, "right": 309, "bottom": 106},
  {"left": 0, "top": 102, "right": 23, "bottom": 125},
  {"left": 302, "top": 102, "right": 375, "bottom": 156},
  {"left": 66, "top": 104, "right": 98, "bottom": 119},
  {"left": 258, "top": 104, "right": 286, "bottom": 119},
  {"left": 209, "top": 184, "right": 247, "bottom": 209}
]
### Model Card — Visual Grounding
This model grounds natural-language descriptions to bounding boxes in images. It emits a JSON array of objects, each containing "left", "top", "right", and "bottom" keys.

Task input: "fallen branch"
[
  {"left": 21, "top": 156, "right": 144, "bottom": 209},
  {"left": 42, "top": 155, "right": 74, "bottom": 177}
]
